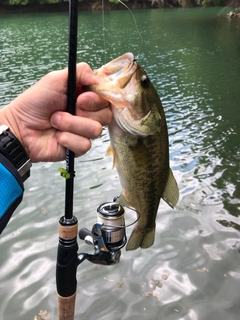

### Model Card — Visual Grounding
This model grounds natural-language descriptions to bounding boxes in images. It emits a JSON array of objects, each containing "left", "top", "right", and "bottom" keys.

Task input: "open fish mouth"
[
  {"left": 87, "top": 52, "right": 162, "bottom": 136},
  {"left": 94, "top": 52, "right": 137, "bottom": 83}
]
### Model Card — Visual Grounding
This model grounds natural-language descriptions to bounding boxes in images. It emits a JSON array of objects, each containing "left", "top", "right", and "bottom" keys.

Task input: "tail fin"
[{"left": 126, "top": 226, "right": 155, "bottom": 251}]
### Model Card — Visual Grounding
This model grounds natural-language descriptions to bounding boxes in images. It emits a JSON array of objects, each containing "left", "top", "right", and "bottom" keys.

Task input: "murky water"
[{"left": 0, "top": 7, "right": 240, "bottom": 320}]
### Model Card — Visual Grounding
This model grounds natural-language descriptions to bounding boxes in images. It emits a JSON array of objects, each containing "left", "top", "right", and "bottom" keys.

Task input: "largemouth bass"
[{"left": 87, "top": 52, "right": 179, "bottom": 250}]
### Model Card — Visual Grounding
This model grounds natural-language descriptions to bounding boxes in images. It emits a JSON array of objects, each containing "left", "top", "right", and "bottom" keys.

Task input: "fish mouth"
[
  {"left": 87, "top": 52, "right": 161, "bottom": 136},
  {"left": 94, "top": 52, "right": 137, "bottom": 84},
  {"left": 87, "top": 52, "right": 137, "bottom": 102}
]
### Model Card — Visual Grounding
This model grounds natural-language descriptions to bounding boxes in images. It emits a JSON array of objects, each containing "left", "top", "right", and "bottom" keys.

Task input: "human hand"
[{"left": 0, "top": 63, "right": 112, "bottom": 162}]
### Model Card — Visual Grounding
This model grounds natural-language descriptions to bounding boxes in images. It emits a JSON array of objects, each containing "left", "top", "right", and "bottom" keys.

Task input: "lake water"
[{"left": 0, "top": 7, "right": 240, "bottom": 320}]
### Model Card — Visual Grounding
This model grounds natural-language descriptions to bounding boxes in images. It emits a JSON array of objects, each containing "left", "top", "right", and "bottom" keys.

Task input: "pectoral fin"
[
  {"left": 106, "top": 145, "right": 118, "bottom": 168},
  {"left": 162, "top": 169, "right": 179, "bottom": 208}
]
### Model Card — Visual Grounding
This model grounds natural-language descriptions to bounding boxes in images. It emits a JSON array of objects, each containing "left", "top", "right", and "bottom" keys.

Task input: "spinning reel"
[{"left": 78, "top": 202, "right": 127, "bottom": 265}]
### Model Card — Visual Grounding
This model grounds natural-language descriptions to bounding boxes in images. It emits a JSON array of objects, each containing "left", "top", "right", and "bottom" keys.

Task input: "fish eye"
[{"left": 141, "top": 75, "right": 150, "bottom": 89}]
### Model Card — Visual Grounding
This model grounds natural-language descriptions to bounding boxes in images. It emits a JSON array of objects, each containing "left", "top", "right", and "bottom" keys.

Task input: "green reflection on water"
[{"left": 0, "top": 7, "right": 240, "bottom": 320}]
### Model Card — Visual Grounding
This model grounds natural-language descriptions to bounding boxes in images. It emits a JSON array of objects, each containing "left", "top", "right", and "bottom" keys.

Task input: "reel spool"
[{"left": 96, "top": 202, "right": 127, "bottom": 251}]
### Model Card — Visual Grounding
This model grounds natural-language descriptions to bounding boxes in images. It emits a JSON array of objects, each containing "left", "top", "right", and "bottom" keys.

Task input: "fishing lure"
[{"left": 58, "top": 167, "right": 72, "bottom": 179}]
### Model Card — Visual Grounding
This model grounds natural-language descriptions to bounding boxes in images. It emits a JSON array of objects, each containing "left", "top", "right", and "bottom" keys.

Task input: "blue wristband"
[{"left": 0, "top": 154, "right": 24, "bottom": 234}]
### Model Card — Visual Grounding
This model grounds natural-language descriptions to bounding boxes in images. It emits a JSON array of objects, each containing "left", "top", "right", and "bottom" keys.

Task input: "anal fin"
[
  {"left": 114, "top": 192, "right": 130, "bottom": 207},
  {"left": 162, "top": 169, "right": 179, "bottom": 208}
]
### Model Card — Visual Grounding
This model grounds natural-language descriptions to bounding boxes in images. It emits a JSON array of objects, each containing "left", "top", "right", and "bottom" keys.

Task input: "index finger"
[
  {"left": 76, "top": 91, "right": 110, "bottom": 111},
  {"left": 76, "top": 62, "right": 99, "bottom": 86}
]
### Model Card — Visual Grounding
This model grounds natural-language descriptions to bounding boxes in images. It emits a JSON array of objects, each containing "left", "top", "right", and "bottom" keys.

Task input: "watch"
[{"left": 0, "top": 124, "right": 31, "bottom": 182}]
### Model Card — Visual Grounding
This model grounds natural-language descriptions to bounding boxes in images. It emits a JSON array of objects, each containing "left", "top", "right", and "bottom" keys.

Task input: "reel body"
[{"left": 78, "top": 202, "right": 127, "bottom": 265}]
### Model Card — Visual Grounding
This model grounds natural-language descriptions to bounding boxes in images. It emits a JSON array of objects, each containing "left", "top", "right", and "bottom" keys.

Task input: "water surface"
[{"left": 0, "top": 7, "right": 240, "bottom": 320}]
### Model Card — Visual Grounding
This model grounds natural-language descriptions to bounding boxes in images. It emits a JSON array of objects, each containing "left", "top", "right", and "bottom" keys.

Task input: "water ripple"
[{"left": 1, "top": 8, "right": 240, "bottom": 320}]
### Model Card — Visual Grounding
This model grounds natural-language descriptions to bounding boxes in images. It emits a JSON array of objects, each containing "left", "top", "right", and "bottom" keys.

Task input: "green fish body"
[{"left": 87, "top": 52, "right": 179, "bottom": 250}]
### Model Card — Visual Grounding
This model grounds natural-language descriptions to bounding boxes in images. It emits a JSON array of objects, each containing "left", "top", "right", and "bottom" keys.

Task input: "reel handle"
[{"left": 79, "top": 228, "right": 93, "bottom": 240}]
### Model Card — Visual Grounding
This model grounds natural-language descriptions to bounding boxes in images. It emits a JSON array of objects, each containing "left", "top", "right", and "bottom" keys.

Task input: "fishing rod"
[
  {"left": 56, "top": 1, "right": 127, "bottom": 319},
  {"left": 56, "top": 0, "right": 78, "bottom": 318}
]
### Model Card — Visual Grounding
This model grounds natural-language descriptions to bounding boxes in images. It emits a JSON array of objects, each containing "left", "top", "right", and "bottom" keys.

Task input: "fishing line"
[
  {"left": 217, "top": 2, "right": 233, "bottom": 16},
  {"left": 101, "top": 207, "right": 140, "bottom": 229},
  {"left": 101, "top": 0, "right": 143, "bottom": 61},
  {"left": 117, "top": 0, "right": 144, "bottom": 59},
  {"left": 102, "top": 0, "right": 107, "bottom": 63}
]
